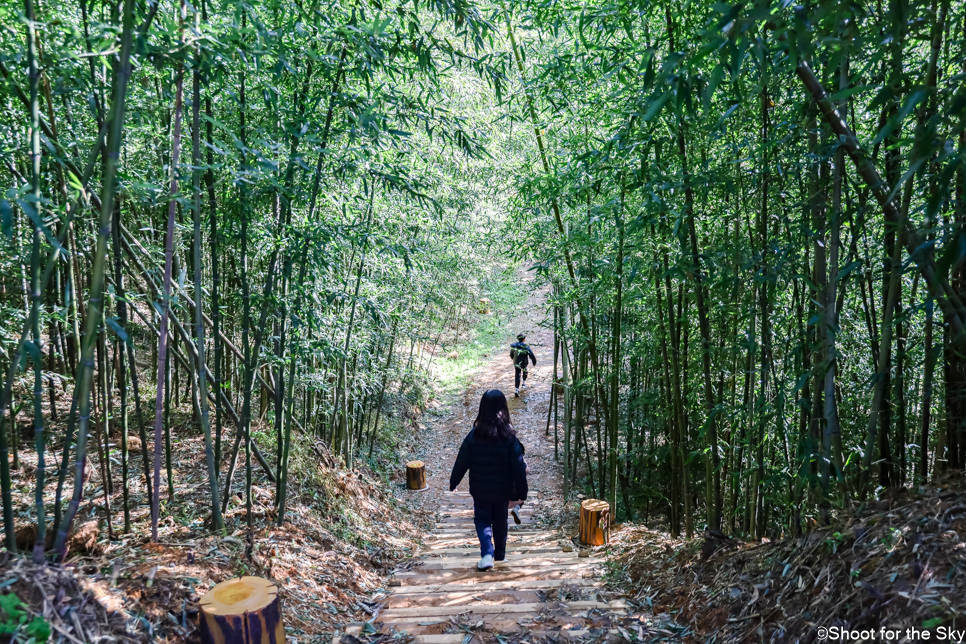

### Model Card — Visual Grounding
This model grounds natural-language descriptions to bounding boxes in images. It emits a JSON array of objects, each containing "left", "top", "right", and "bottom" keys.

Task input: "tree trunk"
[
  {"left": 406, "top": 461, "right": 427, "bottom": 490},
  {"left": 578, "top": 499, "right": 609, "bottom": 546},
  {"left": 199, "top": 577, "right": 285, "bottom": 644}
]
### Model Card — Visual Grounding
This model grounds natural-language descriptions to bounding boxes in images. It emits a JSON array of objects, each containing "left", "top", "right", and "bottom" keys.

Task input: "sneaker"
[
  {"left": 514, "top": 389, "right": 520, "bottom": 397},
  {"left": 477, "top": 554, "right": 494, "bottom": 570},
  {"left": 510, "top": 504, "right": 522, "bottom": 525}
]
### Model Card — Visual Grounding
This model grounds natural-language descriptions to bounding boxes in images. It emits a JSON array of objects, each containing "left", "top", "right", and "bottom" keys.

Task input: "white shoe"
[
  {"left": 514, "top": 389, "right": 520, "bottom": 397},
  {"left": 477, "top": 554, "right": 494, "bottom": 570},
  {"left": 510, "top": 505, "right": 522, "bottom": 525}
]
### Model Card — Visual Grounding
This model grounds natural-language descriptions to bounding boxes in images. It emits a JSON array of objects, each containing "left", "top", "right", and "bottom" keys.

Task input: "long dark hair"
[{"left": 473, "top": 389, "right": 515, "bottom": 440}]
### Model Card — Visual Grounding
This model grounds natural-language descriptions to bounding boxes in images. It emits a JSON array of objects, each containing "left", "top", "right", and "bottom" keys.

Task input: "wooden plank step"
[
  {"left": 427, "top": 534, "right": 558, "bottom": 543},
  {"left": 438, "top": 500, "right": 540, "bottom": 508},
  {"left": 430, "top": 530, "right": 553, "bottom": 538},
  {"left": 426, "top": 539, "right": 563, "bottom": 554},
  {"left": 438, "top": 515, "right": 534, "bottom": 524},
  {"left": 407, "top": 555, "right": 584, "bottom": 569},
  {"left": 435, "top": 524, "right": 537, "bottom": 529},
  {"left": 391, "top": 577, "right": 599, "bottom": 596},
  {"left": 392, "top": 564, "right": 599, "bottom": 584},
  {"left": 338, "top": 626, "right": 618, "bottom": 644},
  {"left": 428, "top": 532, "right": 555, "bottom": 540},
  {"left": 410, "top": 630, "right": 617, "bottom": 644},
  {"left": 446, "top": 492, "right": 540, "bottom": 497},
  {"left": 387, "top": 589, "right": 546, "bottom": 609},
  {"left": 380, "top": 599, "right": 627, "bottom": 620},
  {"left": 418, "top": 551, "right": 577, "bottom": 563},
  {"left": 439, "top": 510, "right": 538, "bottom": 518},
  {"left": 420, "top": 545, "right": 563, "bottom": 556},
  {"left": 433, "top": 529, "right": 545, "bottom": 535},
  {"left": 425, "top": 539, "right": 558, "bottom": 548}
]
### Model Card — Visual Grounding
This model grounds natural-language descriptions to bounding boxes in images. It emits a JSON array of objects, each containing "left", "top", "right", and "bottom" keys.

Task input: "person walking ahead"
[
  {"left": 510, "top": 334, "right": 536, "bottom": 397},
  {"left": 449, "top": 390, "right": 528, "bottom": 570}
]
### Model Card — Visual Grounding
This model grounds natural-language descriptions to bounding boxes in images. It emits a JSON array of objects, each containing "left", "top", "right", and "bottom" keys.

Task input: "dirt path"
[
  {"left": 338, "top": 274, "right": 633, "bottom": 643},
  {"left": 412, "top": 276, "right": 564, "bottom": 518}
]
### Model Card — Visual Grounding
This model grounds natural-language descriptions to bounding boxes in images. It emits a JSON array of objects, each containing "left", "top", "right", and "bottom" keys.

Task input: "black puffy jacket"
[{"left": 449, "top": 429, "right": 528, "bottom": 503}]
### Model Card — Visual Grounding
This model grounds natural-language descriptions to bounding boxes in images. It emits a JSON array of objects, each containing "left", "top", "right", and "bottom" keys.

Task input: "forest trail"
[{"left": 341, "top": 273, "right": 630, "bottom": 642}]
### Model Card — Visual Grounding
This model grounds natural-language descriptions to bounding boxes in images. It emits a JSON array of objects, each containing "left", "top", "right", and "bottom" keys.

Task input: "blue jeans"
[{"left": 473, "top": 499, "right": 509, "bottom": 560}]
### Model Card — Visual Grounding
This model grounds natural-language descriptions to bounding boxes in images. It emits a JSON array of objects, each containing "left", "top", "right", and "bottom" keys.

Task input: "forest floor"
[
  {"left": 607, "top": 476, "right": 966, "bottom": 642},
  {"left": 3, "top": 423, "right": 433, "bottom": 643}
]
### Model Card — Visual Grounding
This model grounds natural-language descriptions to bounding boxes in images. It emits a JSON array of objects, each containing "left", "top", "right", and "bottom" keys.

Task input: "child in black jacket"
[
  {"left": 449, "top": 390, "right": 528, "bottom": 570},
  {"left": 510, "top": 334, "right": 536, "bottom": 397}
]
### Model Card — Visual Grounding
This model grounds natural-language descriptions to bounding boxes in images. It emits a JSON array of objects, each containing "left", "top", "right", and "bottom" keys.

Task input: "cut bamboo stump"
[
  {"left": 199, "top": 576, "right": 285, "bottom": 644},
  {"left": 406, "top": 461, "right": 427, "bottom": 490},
  {"left": 578, "top": 499, "right": 610, "bottom": 546}
]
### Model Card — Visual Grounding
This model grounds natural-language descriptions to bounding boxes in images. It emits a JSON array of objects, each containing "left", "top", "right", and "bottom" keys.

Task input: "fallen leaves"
[{"left": 607, "top": 474, "right": 966, "bottom": 642}]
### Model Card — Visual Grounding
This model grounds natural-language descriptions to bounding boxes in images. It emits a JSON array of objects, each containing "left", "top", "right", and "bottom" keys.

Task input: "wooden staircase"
[{"left": 341, "top": 492, "right": 626, "bottom": 644}]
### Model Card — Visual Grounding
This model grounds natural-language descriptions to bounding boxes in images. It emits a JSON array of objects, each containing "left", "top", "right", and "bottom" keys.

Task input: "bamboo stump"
[
  {"left": 578, "top": 499, "right": 610, "bottom": 546},
  {"left": 406, "top": 460, "right": 427, "bottom": 490},
  {"left": 199, "top": 576, "right": 285, "bottom": 644}
]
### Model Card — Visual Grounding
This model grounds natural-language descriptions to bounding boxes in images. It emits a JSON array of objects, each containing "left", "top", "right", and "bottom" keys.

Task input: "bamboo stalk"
[
  {"left": 23, "top": 0, "right": 49, "bottom": 562},
  {"left": 54, "top": 0, "right": 137, "bottom": 561},
  {"left": 152, "top": 47, "right": 185, "bottom": 543},
  {"left": 193, "top": 34, "right": 223, "bottom": 532}
]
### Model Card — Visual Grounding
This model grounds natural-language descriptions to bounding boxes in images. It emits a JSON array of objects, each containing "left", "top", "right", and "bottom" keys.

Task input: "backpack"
[{"left": 508, "top": 439, "right": 527, "bottom": 500}]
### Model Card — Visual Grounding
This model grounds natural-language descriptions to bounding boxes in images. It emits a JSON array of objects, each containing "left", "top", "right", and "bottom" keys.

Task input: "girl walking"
[{"left": 449, "top": 389, "right": 528, "bottom": 570}]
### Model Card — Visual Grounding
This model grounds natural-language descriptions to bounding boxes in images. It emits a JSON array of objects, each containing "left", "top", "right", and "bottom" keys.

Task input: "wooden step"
[
  {"left": 405, "top": 555, "right": 584, "bottom": 570},
  {"left": 379, "top": 599, "right": 627, "bottom": 620},
  {"left": 338, "top": 626, "right": 615, "bottom": 644},
  {"left": 437, "top": 514, "right": 534, "bottom": 524},
  {"left": 434, "top": 522, "right": 536, "bottom": 529},
  {"left": 433, "top": 528, "right": 545, "bottom": 535},
  {"left": 391, "top": 577, "right": 600, "bottom": 596},
  {"left": 417, "top": 551, "right": 577, "bottom": 563},
  {"left": 427, "top": 532, "right": 555, "bottom": 542},
  {"left": 425, "top": 539, "right": 563, "bottom": 554},
  {"left": 409, "top": 630, "right": 617, "bottom": 644},
  {"left": 392, "top": 564, "right": 599, "bottom": 584},
  {"left": 420, "top": 545, "right": 564, "bottom": 556},
  {"left": 440, "top": 508, "right": 536, "bottom": 516},
  {"left": 445, "top": 492, "right": 540, "bottom": 498},
  {"left": 387, "top": 589, "right": 547, "bottom": 609}
]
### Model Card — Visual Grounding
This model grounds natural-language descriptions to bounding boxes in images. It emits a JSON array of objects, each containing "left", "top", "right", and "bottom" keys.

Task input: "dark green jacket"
[{"left": 510, "top": 341, "right": 536, "bottom": 369}]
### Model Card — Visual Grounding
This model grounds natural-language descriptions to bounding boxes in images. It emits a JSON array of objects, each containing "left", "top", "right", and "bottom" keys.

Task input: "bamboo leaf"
[
  {"left": 107, "top": 317, "right": 131, "bottom": 344},
  {"left": 0, "top": 198, "right": 11, "bottom": 239}
]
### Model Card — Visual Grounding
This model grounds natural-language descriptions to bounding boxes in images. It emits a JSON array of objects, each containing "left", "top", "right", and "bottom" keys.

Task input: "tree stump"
[
  {"left": 406, "top": 461, "right": 427, "bottom": 490},
  {"left": 199, "top": 576, "right": 285, "bottom": 644},
  {"left": 578, "top": 499, "right": 610, "bottom": 546}
]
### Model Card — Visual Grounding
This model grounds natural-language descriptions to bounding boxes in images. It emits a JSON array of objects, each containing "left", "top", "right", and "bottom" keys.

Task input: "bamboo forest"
[{"left": 1, "top": 0, "right": 965, "bottom": 640}]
